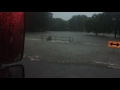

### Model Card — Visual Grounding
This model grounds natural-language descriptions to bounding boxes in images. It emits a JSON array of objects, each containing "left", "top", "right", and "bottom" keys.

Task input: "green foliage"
[
  {"left": 84, "top": 12, "right": 120, "bottom": 37},
  {"left": 49, "top": 18, "right": 68, "bottom": 31},
  {"left": 69, "top": 15, "right": 88, "bottom": 32},
  {"left": 25, "top": 12, "right": 120, "bottom": 38},
  {"left": 25, "top": 12, "right": 53, "bottom": 32}
]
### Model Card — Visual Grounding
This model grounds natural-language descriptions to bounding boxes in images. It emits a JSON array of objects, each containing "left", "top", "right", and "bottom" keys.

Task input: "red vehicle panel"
[{"left": 0, "top": 12, "right": 24, "bottom": 64}]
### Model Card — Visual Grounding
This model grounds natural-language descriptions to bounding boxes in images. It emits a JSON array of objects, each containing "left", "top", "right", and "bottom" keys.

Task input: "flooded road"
[{"left": 20, "top": 31, "right": 120, "bottom": 78}]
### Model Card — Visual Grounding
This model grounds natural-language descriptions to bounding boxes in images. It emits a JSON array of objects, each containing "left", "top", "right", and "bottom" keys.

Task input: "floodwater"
[{"left": 23, "top": 31, "right": 120, "bottom": 69}]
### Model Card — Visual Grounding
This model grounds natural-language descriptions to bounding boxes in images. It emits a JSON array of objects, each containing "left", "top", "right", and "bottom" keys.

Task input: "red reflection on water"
[{"left": 0, "top": 12, "right": 24, "bottom": 64}]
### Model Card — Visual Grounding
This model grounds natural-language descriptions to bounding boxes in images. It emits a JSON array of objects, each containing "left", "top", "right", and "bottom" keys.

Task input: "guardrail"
[{"left": 40, "top": 36, "right": 73, "bottom": 42}]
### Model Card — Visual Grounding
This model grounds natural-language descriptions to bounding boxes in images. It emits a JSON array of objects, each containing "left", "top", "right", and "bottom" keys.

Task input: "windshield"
[{"left": 3, "top": 12, "right": 120, "bottom": 78}]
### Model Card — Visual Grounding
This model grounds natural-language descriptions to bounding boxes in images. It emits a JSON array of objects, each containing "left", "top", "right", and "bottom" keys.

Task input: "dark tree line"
[
  {"left": 25, "top": 12, "right": 53, "bottom": 32},
  {"left": 85, "top": 12, "right": 120, "bottom": 38},
  {"left": 25, "top": 12, "right": 120, "bottom": 38},
  {"left": 69, "top": 15, "right": 88, "bottom": 32},
  {"left": 49, "top": 18, "right": 68, "bottom": 31}
]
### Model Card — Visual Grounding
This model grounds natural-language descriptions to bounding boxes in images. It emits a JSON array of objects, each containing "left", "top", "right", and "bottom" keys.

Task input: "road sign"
[{"left": 108, "top": 41, "right": 120, "bottom": 48}]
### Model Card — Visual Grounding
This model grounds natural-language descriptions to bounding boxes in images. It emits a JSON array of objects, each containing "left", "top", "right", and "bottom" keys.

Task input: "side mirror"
[
  {"left": 0, "top": 65, "right": 24, "bottom": 78},
  {"left": 0, "top": 12, "right": 25, "bottom": 64}
]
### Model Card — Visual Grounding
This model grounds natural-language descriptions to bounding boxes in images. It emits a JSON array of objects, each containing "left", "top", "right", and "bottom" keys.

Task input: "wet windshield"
[{"left": 19, "top": 12, "right": 120, "bottom": 78}]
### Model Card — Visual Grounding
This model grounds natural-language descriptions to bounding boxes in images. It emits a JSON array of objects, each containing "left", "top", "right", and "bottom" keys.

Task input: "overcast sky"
[{"left": 52, "top": 12, "right": 102, "bottom": 20}]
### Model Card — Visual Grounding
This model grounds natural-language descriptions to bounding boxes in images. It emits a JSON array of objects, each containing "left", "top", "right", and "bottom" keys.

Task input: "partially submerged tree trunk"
[
  {"left": 103, "top": 33, "right": 105, "bottom": 35},
  {"left": 114, "top": 30, "right": 117, "bottom": 38},
  {"left": 95, "top": 32, "right": 98, "bottom": 36},
  {"left": 47, "top": 36, "right": 52, "bottom": 41}
]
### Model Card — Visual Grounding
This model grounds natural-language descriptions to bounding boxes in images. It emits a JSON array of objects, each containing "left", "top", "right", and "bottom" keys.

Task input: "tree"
[
  {"left": 51, "top": 18, "right": 68, "bottom": 31},
  {"left": 84, "top": 12, "right": 120, "bottom": 37},
  {"left": 101, "top": 12, "right": 120, "bottom": 38},
  {"left": 25, "top": 12, "right": 53, "bottom": 32},
  {"left": 84, "top": 17, "right": 93, "bottom": 33},
  {"left": 84, "top": 14, "right": 101, "bottom": 35},
  {"left": 69, "top": 15, "right": 88, "bottom": 32}
]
